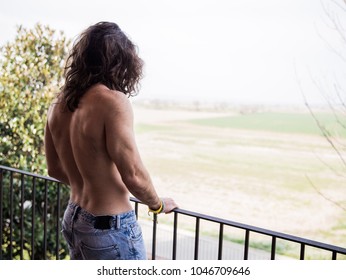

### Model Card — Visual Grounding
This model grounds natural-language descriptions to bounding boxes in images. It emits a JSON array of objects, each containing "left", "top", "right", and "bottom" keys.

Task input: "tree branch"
[{"left": 306, "top": 174, "right": 346, "bottom": 211}]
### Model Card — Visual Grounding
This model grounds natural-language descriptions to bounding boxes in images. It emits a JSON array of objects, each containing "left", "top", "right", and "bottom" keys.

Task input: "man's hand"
[{"left": 162, "top": 197, "right": 178, "bottom": 214}]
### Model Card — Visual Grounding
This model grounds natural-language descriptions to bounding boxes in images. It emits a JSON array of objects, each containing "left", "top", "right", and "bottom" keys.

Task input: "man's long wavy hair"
[{"left": 61, "top": 22, "right": 143, "bottom": 112}]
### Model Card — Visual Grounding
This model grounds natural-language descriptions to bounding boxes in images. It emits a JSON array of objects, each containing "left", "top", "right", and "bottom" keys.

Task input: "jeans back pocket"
[{"left": 81, "top": 242, "right": 121, "bottom": 260}]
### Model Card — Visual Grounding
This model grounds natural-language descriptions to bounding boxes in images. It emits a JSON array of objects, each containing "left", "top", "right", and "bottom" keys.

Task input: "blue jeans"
[{"left": 61, "top": 202, "right": 147, "bottom": 260}]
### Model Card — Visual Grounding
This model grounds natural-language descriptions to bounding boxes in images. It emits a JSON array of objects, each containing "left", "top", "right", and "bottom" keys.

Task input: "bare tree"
[{"left": 298, "top": 0, "right": 346, "bottom": 211}]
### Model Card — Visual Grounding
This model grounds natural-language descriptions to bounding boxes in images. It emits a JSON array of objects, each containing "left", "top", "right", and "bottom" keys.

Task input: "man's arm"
[
  {"left": 44, "top": 121, "right": 70, "bottom": 185},
  {"left": 104, "top": 91, "right": 177, "bottom": 213}
]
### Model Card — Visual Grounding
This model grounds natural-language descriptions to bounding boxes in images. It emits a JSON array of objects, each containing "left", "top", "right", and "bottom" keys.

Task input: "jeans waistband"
[{"left": 67, "top": 201, "right": 136, "bottom": 230}]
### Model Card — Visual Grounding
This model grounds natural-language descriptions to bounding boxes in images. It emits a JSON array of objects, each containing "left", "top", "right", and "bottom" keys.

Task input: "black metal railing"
[
  {"left": 0, "top": 165, "right": 67, "bottom": 260},
  {"left": 1, "top": 165, "right": 346, "bottom": 260}
]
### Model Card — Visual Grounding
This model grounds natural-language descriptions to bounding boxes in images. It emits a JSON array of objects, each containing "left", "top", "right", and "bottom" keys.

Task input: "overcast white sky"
[{"left": 1, "top": 0, "right": 345, "bottom": 105}]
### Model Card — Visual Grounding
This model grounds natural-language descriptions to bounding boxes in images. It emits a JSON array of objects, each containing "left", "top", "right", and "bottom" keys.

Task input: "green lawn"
[{"left": 188, "top": 112, "right": 346, "bottom": 137}]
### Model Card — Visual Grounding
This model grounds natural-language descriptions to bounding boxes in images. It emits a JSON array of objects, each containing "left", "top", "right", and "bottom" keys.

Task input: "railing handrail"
[
  {"left": 1, "top": 164, "right": 346, "bottom": 259},
  {"left": 130, "top": 197, "right": 346, "bottom": 255},
  {"left": 0, "top": 165, "right": 60, "bottom": 182}
]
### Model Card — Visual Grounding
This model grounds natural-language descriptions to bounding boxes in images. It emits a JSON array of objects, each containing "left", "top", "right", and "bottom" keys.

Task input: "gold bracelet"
[{"left": 148, "top": 200, "right": 164, "bottom": 214}]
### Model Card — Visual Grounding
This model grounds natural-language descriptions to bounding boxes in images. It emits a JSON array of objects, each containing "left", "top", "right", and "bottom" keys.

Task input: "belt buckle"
[{"left": 94, "top": 215, "right": 113, "bottom": 230}]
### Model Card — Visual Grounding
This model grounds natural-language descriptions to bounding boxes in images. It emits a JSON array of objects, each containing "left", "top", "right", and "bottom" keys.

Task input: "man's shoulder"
[
  {"left": 89, "top": 84, "right": 128, "bottom": 102},
  {"left": 87, "top": 84, "right": 131, "bottom": 114},
  {"left": 47, "top": 96, "right": 66, "bottom": 118}
]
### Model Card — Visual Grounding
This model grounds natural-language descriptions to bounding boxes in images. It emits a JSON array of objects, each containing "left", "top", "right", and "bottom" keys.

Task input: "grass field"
[
  {"left": 133, "top": 103, "right": 346, "bottom": 259},
  {"left": 188, "top": 111, "right": 346, "bottom": 137}
]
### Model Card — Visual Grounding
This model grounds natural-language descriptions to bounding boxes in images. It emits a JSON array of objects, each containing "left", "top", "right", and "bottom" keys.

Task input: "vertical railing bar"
[
  {"left": 55, "top": 183, "right": 61, "bottom": 260},
  {"left": 218, "top": 223, "right": 224, "bottom": 260},
  {"left": 271, "top": 236, "right": 276, "bottom": 260},
  {"left": 0, "top": 169, "right": 3, "bottom": 260},
  {"left": 172, "top": 212, "right": 178, "bottom": 260},
  {"left": 43, "top": 179, "right": 48, "bottom": 260},
  {"left": 134, "top": 202, "right": 139, "bottom": 219},
  {"left": 194, "top": 217, "right": 200, "bottom": 260},
  {"left": 151, "top": 214, "right": 158, "bottom": 260},
  {"left": 9, "top": 171, "right": 14, "bottom": 260},
  {"left": 300, "top": 243, "right": 305, "bottom": 260},
  {"left": 20, "top": 174, "right": 25, "bottom": 260},
  {"left": 31, "top": 176, "right": 36, "bottom": 260},
  {"left": 244, "top": 229, "right": 250, "bottom": 260},
  {"left": 332, "top": 251, "right": 337, "bottom": 260}
]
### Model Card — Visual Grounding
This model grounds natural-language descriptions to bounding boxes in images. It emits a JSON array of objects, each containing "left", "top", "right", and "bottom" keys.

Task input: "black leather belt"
[{"left": 94, "top": 215, "right": 116, "bottom": 230}]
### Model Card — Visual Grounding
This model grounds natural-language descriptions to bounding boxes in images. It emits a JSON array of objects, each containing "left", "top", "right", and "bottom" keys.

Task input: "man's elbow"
[
  {"left": 47, "top": 167, "right": 59, "bottom": 179},
  {"left": 122, "top": 172, "right": 148, "bottom": 195},
  {"left": 122, "top": 173, "right": 140, "bottom": 189},
  {"left": 47, "top": 166, "right": 65, "bottom": 182}
]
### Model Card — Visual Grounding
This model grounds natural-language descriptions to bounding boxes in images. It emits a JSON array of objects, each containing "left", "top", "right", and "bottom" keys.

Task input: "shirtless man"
[{"left": 44, "top": 22, "right": 178, "bottom": 260}]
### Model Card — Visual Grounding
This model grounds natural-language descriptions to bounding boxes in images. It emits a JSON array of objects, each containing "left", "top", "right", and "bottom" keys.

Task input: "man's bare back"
[
  {"left": 45, "top": 84, "right": 175, "bottom": 215},
  {"left": 44, "top": 22, "right": 177, "bottom": 260}
]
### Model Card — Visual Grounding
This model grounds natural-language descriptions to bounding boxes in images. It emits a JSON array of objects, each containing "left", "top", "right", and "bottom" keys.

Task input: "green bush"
[{"left": 0, "top": 23, "right": 71, "bottom": 259}]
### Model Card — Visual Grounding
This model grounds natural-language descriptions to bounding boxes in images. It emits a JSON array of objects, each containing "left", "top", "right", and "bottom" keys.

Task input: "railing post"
[
  {"left": 43, "top": 179, "right": 48, "bottom": 260},
  {"left": 31, "top": 176, "right": 36, "bottom": 260},
  {"left": 271, "top": 236, "right": 276, "bottom": 260},
  {"left": 172, "top": 212, "right": 178, "bottom": 260},
  {"left": 300, "top": 243, "right": 305, "bottom": 260},
  {"left": 151, "top": 214, "right": 158, "bottom": 260},
  {"left": 134, "top": 202, "right": 139, "bottom": 219},
  {"left": 244, "top": 229, "right": 250, "bottom": 260},
  {"left": 9, "top": 171, "right": 14, "bottom": 260},
  {"left": 218, "top": 223, "right": 224, "bottom": 260},
  {"left": 56, "top": 183, "right": 61, "bottom": 260},
  {"left": 194, "top": 217, "right": 200, "bottom": 260},
  {"left": 20, "top": 174, "right": 25, "bottom": 260}
]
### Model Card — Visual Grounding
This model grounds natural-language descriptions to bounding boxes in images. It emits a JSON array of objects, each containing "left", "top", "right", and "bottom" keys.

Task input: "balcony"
[{"left": 1, "top": 164, "right": 346, "bottom": 260}]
